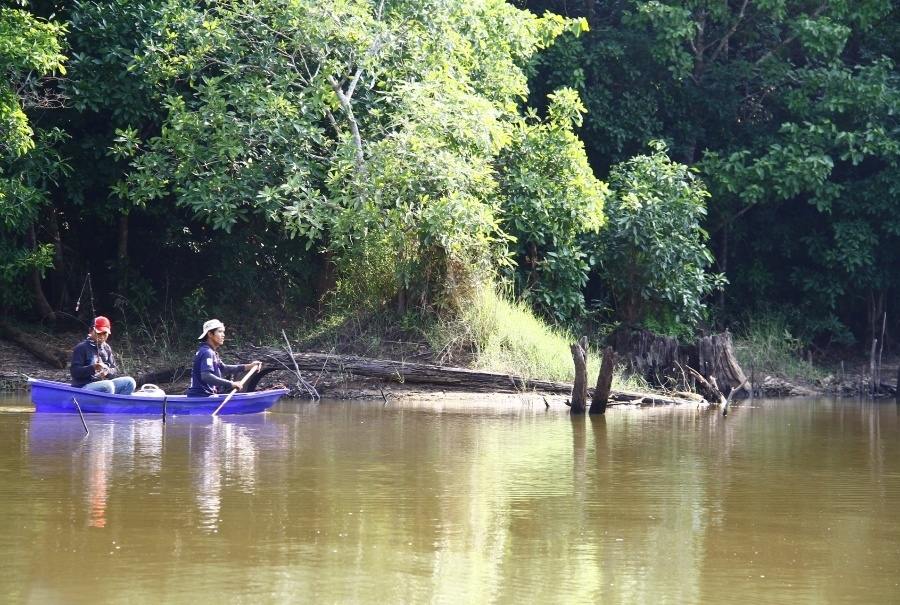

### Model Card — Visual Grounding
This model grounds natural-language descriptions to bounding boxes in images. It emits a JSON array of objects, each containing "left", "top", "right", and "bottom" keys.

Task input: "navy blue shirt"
[
  {"left": 70, "top": 338, "right": 119, "bottom": 387},
  {"left": 186, "top": 343, "right": 243, "bottom": 397}
]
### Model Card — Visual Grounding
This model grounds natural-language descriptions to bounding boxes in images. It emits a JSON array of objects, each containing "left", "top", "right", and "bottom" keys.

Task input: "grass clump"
[
  {"left": 429, "top": 287, "right": 582, "bottom": 382},
  {"left": 429, "top": 286, "right": 641, "bottom": 390},
  {"left": 733, "top": 312, "right": 823, "bottom": 382}
]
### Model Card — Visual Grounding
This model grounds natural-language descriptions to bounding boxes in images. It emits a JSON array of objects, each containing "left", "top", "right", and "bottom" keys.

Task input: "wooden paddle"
[{"left": 212, "top": 363, "right": 260, "bottom": 416}]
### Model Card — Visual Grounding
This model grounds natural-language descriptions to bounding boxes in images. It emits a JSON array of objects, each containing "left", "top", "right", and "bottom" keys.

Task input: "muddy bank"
[
  {"left": 2, "top": 331, "right": 895, "bottom": 402},
  {"left": 0, "top": 332, "right": 695, "bottom": 407}
]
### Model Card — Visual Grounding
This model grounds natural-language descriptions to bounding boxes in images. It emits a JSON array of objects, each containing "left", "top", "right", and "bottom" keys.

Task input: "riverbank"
[
  {"left": 2, "top": 325, "right": 895, "bottom": 401},
  {"left": 0, "top": 331, "right": 698, "bottom": 408}
]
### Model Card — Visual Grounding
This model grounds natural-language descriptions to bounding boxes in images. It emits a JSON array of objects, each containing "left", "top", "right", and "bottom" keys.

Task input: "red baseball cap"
[{"left": 93, "top": 316, "right": 112, "bottom": 334}]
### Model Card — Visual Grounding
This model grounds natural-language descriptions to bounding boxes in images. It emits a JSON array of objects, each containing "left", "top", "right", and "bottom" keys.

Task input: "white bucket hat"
[{"left": 198, "top": 319, "right": 225, "bottom": 340}]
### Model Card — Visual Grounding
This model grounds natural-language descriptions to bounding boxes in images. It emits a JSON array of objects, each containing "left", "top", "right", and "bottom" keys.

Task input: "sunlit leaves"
[
  {"left": 0, "top": 7, "right": 66, "bottom": 156},
  {"left": 104, "top": 0, "right": 589, "bottom": 312},
  {"left": 498, "top": 88, "right": 608, "bottom": 323},
  {"left": 597, "top": 142, "right": 723, "bottom": 326}
]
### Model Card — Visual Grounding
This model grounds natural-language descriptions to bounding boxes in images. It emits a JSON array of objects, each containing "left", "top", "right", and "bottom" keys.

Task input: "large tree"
[
  {"left": 109, "top": 0, "right": 603, "bottom": 315},
  {"left": 523, "top": 0, "right": 899, "bottom": 342},
  {"left": 0, "top": 1, "right": 66, "bottom": 317}
]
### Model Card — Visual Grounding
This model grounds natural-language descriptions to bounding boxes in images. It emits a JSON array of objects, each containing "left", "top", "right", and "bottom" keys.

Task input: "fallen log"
[
  {"left": 687, "top": 365, "right": 726, "bottom": 406},
  {"left": 0, "top": 321, "right": 68, "bottom": 369},
  {"left": 237, "top": 346, "right": 705, "bottom": 405},
  {"left": 135, "top": 366, "right": 189, "bottom": 387}
]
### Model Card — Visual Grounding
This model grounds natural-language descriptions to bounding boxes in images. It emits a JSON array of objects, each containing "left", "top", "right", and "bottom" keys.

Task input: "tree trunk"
[
  {"left": 590, "top": 346, "right": 616, "bottom": 415},
  {"left": 315, "top": 249, "right": 336, "bottom": 308},
  {"left": 608, "top": 326, "right": 680, "bottom": 387},
  {"left": 609, "top": 326, "right": 749, "bottom": 397},
  {"left": 570, "top": 336, "right": 589, "bottom": 414},
  {"left": 719, "top": 224, "right": 728, "bottom": 310},
  {"left": 25, "top": 224, "right": 56, "bottom": 321},
  {"left": 693, "top": 331, "right": 748, "bottom": 396}
]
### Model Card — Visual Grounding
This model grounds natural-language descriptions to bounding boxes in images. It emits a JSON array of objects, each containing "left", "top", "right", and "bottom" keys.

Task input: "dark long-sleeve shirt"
[
  {"left": 186, "top": 343, "right": 243, "bottom": 397},
  {"left": 70, "top": 338, "right": 119, "bottom": 387}
]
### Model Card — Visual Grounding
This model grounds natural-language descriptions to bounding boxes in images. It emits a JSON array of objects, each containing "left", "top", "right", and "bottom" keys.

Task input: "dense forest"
[{"left": 2, "top": 0, "right": 897, "bottom": 360}]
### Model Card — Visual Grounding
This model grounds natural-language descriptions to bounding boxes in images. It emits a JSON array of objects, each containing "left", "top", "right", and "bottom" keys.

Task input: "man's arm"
[
  {"left": 221, "top": 363, "right": 245, "bottom": 378},
  {"left": 201, "top": 371, "right": 236, "bottom": 391},
  {"left": 103, "top": 345, "right": 119, "bottom": 378},
  {"left": 70, "top": 343, "right": 95, "bottom": 380}
]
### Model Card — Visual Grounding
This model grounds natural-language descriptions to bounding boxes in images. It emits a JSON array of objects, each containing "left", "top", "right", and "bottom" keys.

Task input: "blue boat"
[{"left": 28, "top": 378, "right": 288, "bottom": 415}]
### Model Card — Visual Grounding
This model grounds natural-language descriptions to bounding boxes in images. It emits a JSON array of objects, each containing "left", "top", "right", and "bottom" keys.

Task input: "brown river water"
[{"left": 1, "top": 394, "right": 898, "bottom": 604}]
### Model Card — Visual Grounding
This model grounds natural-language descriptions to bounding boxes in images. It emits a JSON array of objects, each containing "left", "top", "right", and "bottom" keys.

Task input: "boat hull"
[{"left": 28, "top": 378, "right": 288, "bottom": 415}]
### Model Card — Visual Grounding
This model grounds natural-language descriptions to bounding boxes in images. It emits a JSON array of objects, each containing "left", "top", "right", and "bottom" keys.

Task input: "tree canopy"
[
  {"left": 2, "top": 0, "right": 896, "bottom": 351},
  {"left": 524, "top": 0, "right": 899, "bottom": 342}
]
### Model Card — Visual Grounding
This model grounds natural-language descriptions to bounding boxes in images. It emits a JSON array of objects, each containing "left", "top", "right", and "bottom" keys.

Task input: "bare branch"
[
  {"left": 708, "top": 0, "right": 750, "bottom": 65},
  {"left": 756, "top": 2, "right": 829, "bottom": 65}
]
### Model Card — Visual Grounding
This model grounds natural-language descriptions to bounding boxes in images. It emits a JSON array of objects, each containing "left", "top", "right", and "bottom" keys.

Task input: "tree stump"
[
  {"left": 694, "top": 331, "right": 748, "bottom": 396},
  {"left": 570, "top": 336, "right": 589, "bottom": 414},
  {"left": 608, "top": 326, "right": 680, "bottom": 387},
  {"left": 590, "top": 346, "right": 616, "bottom": 415}
]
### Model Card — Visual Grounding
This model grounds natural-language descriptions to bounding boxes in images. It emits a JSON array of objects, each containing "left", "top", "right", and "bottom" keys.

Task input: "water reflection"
[
  {"left": 86, "top": 423, "right": 112, "bottom": 528},
  {"left": 3, "top": 400, "right": 899, "bottom": 603},
  {"left": 26, "top": 414, "right": 276, "bottom": 533}
]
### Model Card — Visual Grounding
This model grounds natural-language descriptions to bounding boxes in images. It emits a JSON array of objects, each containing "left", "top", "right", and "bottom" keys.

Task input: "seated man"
[
  {"left": 186, "top": 319, "right": 260, "bottom": 397},
  {"left": 70, "top": 316, "right": 136, "bottom": 394}
]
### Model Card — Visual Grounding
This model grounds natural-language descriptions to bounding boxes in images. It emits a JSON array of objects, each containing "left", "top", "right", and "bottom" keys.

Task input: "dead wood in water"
[
  {"left": 687, "top": 366, "right": 726, "bottom": 406},
  {"left": 590, "top": 346, "right": 616, "bottom": 415},
  {"left": 693, "top": 332, "right": 748, "bottom": 396},
  {"left": 570, "top": 336, "right": 589, "bottom": 414},
  {"left": 233, "top": 346, "right": 703, "bottom": 405},
  {"left": 0, "top": 321, "right": 68, "bottom": 369},
  {"left": 609, "top": 326, "right": 749, "bottom": 398}
]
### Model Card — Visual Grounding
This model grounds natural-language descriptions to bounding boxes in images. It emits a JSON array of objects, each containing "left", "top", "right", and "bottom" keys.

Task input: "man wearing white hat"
[{"left": 186, "top": 319, "right": 261, "bottom": 397}]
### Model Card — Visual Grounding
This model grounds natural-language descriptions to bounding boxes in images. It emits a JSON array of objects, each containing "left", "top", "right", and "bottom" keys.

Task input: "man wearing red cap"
[{"left": 70, "top": 316, "right": 136, "bottom": 394}]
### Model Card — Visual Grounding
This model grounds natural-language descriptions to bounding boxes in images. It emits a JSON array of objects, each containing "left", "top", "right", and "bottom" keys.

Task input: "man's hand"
[
  {"left": 245, "top": 360, "right": 262, "bottom": 372},
  {"left": 231, "top": 381, "right": 243, "bottom": 391}
]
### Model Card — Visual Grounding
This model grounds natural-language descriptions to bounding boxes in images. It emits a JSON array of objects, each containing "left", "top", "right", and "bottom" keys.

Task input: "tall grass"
[
  {"left": 428, "top": 286, "right": 644, "bottom": 390},
  {"left": 733, "top": 312, "right": 823, "bottom": 381}
]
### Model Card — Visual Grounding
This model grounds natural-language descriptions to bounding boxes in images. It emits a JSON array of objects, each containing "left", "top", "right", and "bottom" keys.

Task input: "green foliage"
[
  {"left": 106, "top": 0, "right": 591, "bottom": 315},
  {"left": 733, "top": 311, "right": 825, "bottom": 381},
  {"left": 428, "top": 285, "right": 647, "bottom": 390},
  {"left": 0, "top": 4, "right": 67, "bottom": 314},
  {"left": 0, "top": 6, "right": 66, "bottom": 157},
  {"left": 595, "top": 142, "right": 724, "bottom": 327},
  {"left": 0, "top": 127, "right": 70, "bottom": 310},
  {"left": 428, "top": 285, "right": 590, "bottom": 382},
  {"left": 497, "top": 87, "right": 607, "bottom": 323},
  {"left": 524, "top": 0, "right": 900, "bottom": 342},
  {"left": 66, "top": 0, "right": 162, "bottom": 124}
]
